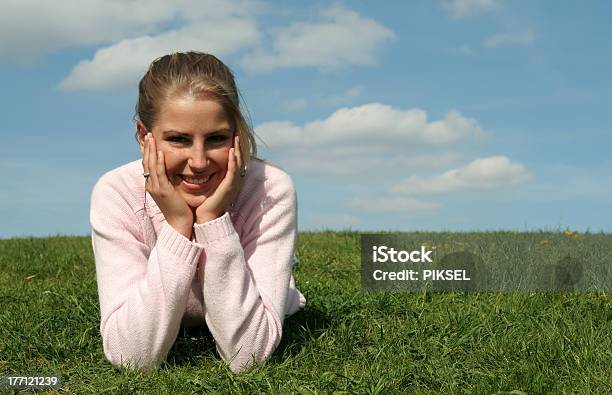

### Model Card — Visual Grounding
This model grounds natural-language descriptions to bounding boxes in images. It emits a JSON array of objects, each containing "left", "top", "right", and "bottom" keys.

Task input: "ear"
[{"left": 136, "top": 120, "right": 148, "bottom": 156}]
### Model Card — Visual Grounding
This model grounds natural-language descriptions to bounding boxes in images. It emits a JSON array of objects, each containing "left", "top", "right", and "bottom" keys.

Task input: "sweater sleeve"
[
  {"left": 193, "top": 176, "right": 297, "bottom": 373},
  {"left": 90, "top": 178, "right": 202, "bottom": 372}
]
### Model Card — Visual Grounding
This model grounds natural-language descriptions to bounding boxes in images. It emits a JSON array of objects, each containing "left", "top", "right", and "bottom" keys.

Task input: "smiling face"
[{"left": 138, "top": 95, "right": 234, "bottom": 209}]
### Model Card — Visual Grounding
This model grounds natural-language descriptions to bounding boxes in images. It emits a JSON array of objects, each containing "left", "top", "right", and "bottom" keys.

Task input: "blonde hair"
[{"left": 134, "top": 51, "right": 256, "bottom": 165}]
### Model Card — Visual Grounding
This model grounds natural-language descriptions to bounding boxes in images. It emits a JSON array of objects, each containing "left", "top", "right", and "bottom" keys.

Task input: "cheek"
[
  {"left": 218, "top": 148, "right": 231, "bottom": 169},
  {"left": 161, "top": 150, "right": 182, "bottom": 178},
  {"left": 222, "top": 155, "right": 230, "bottom": 170}
]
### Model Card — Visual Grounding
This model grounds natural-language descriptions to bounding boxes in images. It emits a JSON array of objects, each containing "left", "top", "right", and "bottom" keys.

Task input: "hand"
[
  {"left": 142, "top": 132, "right": 194, "bottom": 239},
  {"left": 195, "top": 135, "right": 244, "bottom": 223}
]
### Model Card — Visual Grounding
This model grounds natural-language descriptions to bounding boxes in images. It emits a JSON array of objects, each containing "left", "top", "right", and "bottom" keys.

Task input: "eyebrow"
[{"left": 162, "top": 128, "right": 232, "bottom": 136}]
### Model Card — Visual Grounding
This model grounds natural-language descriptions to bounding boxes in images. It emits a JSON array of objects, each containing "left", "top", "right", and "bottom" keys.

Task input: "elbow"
[
  {"left": 103, "top": 341, "right": 160, "bottom": 373},
  {"left": 228, "top": 357, "right": 258, "bottom": 374},
  {"left": 223, "top": 313, "right": 283, "bottom": 373},
  {"left": 227, "top": 345, "right": 277, "bottom": 374},
  {"left": 226, "top": 346, "right": 277, "bottom": 374},
  {"left": 101, "top": 327, "right": 161, "bottom": 373}
]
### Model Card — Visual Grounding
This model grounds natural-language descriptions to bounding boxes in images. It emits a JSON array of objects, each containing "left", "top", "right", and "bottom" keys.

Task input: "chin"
[
  {"left": 185, "top": 196, "right": 206, "bottom": 208},
  {"left": 174, "top": 179, "right": 220, "bottom": 207},
  {"left": 176, "top": 191, "right": 205, "bottom": 208}
]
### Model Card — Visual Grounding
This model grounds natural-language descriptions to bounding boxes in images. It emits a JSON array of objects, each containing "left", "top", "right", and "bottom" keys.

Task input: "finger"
[
  {"left": 156, "top": 149, "right": 170, "bottom": 188},
  {"left": 143, "top": 134, "right": 151, "bottom": 191},
  {"left": 228, "top": 147, "right": 237, "bottom": 176},
  {"left": 148, "top": 133, "right": 159, "bottom": 190},
  {"left": 234, "top": 135, "right": 243, "bottom": 171},
  {"left": 143, "top": 133, "right": 150, "bottom": 174},
  {"left": 220, "top": 147, "right": 236, "bottom": 189},
  {"left": 231, "top": 145, "right": 241, "bottom": 187}
]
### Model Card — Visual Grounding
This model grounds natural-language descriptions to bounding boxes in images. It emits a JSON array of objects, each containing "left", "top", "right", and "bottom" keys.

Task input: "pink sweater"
[{"left": 89, "top": 158, "right": 306, "bottom": 373}]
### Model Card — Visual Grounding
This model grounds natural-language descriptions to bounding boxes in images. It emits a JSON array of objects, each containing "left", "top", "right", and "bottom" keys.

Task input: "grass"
[{"left": 0, "top": 231, "right": 611, "bottom": 394}]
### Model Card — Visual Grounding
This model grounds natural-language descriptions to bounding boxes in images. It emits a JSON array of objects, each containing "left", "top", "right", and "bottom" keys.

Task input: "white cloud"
[
  {"left": 0, "top": 0, "right": 262, "bottom": 66},
  {"left": 393, "top": 156, "right": 532, "bottom": 195},
  {"left": 59, "top": 19, "right": 260, "bottom": 91},
  {"left": 484, "top": 30, "right": 535, "bottom": 48},
  {"left": 5, "top": 2, "right": 391, "bottom": 89},
  {"left": 241, "top": 4, "right": 395, "bottom": 72},
  {"left": 254, "top": 121, "right": 304, "bottom": 147},
  {"left": 350, "top": 197, "right": 441, "bottom": 215},
  {"left": 255, "top": 103, "right": 488, "bottom": 148},
  {"left": 442, "top": 0, "right": 499, "bottom": 19},
  {"left": 0, "top": 0, "right": 177, "bottom": 65}
]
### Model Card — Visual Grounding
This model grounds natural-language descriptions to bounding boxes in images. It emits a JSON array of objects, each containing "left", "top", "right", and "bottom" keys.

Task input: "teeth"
[{"left": 183, "top": 175, "right": 211, "bottom": 184}]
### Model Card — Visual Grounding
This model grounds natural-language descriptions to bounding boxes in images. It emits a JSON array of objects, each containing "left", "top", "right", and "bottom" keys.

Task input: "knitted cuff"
[
  {"left": 157, "top": 222, "right": 202, "bottom": 265},
  {"left": 193, "top": 212, "right": 237, "bottom": 247}
]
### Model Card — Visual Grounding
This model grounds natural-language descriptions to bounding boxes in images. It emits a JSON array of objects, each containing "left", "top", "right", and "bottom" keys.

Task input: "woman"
[{"left": 90, "top": 51, "right": 306, "bottom": 373}]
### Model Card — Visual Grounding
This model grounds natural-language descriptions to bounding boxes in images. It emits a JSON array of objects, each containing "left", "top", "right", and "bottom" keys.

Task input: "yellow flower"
[{"left": 422, "top": 242, "right": 436, "bottom": 250}]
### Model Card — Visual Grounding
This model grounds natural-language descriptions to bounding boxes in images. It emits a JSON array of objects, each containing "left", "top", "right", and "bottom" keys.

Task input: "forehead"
[{"left": 154, "top": 96, "right": 231, "bottom": 134}]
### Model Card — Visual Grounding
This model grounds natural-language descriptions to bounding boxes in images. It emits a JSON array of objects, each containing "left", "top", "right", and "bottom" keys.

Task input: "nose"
[{"left": 188, "top": 143, "right": 209, "bottom": 172}]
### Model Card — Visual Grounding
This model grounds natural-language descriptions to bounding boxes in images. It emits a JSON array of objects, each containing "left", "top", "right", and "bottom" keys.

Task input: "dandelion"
[{"left": 422, "top": 242, "right": 437, "bottom": 250}]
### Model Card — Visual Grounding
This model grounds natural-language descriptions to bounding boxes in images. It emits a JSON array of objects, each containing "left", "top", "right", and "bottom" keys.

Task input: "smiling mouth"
[{"left": 181, "top": 174, "right": 213, "bottom": 185}]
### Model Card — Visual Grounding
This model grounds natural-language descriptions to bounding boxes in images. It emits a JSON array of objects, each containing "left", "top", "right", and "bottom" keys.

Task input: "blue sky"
[{"left": 1, "top": 0, "right": 611, "bottom": 238}]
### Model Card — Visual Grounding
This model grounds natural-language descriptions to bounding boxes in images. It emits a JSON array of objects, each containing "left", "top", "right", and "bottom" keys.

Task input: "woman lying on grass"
[{"left": 90, "top": 51, "right": 306, "bottom": 373}]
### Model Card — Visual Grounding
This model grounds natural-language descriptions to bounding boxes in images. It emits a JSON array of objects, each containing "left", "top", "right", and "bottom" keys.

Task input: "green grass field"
[{"left": 1, "top": 231, "right": 611, "bottom": 394}]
